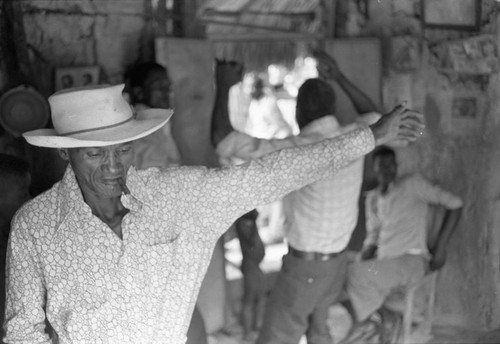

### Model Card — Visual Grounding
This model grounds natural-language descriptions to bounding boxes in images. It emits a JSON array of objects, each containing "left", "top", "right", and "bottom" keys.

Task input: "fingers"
[
  {"left": 400, "top": 110, "right": 425, "bottom": 133},
  {"left": 399, "top": 116, "right": 425, "bottom": 131},
  {"left": 397, "top": 127, "right": 422, "bottom": 141},
  {"left": 401, "top": 109, "right": 424, "bottom": 122},
  {"left": 388, "top": 101, "right": 408, "bottom": 115}
]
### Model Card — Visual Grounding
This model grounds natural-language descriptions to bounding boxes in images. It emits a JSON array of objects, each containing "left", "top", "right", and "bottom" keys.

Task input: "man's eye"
[
  {"left": 88, "top": 152, "right": 103, "bottom": 157},
  {"left": 119, "top": 147, "right": 131, "bottom": 154}
]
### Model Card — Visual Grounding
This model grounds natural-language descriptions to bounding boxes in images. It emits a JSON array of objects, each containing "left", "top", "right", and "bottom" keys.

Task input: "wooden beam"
[
  {"left": 203, "top": 18, "right": 323, "bottom": 36},
  {"left": 207, "top": 31, "right": 324, "bottom": 42}
]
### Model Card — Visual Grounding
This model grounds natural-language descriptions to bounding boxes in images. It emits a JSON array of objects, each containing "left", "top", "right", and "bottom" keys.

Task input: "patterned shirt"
[
  {"left": 364, "top": 175, "right": 463, "bottom": 259},
  {"left": 217, "top": 114, "right": 380, "bottom": 253},
  {"left": 5, "top": 127, "right": 374, "bottom": 344}
]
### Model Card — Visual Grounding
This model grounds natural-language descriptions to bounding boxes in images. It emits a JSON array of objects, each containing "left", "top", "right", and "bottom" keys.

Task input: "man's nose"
[{"left": 103, "top": 152, "right": 122, "bottom": 172}]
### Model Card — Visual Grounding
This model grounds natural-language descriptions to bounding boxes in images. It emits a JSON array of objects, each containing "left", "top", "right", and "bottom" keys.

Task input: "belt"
[{"left": 288, "top": 246, "right": 345, "bottom": 261}]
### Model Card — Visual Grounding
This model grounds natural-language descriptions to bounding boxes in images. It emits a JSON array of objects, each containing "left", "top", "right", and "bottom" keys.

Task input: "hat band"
[{"left": 60, "top": 116, "right": 133, "bottom": 136}]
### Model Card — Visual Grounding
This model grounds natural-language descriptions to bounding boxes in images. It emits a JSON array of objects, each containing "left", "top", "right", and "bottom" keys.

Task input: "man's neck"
[
  {"left": 84, "top": 195, "right": 129, "bottom": 239},
  {"left": 379, "top": 181, "right": 392, "bottom": 195}
]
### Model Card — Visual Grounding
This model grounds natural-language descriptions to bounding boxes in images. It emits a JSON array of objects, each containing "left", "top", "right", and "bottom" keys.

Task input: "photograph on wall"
[
  {"left": 55, "top": 66, "right": 100, "bottom": 91},
  {"left": 444, "top": 91, "right": 485, "bottom": 135},
  {"left": 451, "top": 96, "right": 477, "bottom": 119},
  {"left": 422, "top": 0, "right": 480, "bottom": 30},
  {"left": 431, "top": 34, "right": 499, "bottom": 75}
]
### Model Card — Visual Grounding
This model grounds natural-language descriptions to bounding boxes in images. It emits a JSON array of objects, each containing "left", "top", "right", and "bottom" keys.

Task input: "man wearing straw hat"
[{"left": 5, "top": 83, "right": 424, "bottom": 344}]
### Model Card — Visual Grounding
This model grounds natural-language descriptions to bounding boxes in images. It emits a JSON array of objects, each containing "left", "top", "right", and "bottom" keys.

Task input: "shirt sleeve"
[
  {"left": 363, "top": 191, "right": 381, "bottom": 247},
  {"left": 197, "top": 126, "right": 375, "bottom": 235},
  {"left": 411, "top": 175, "right": 463, "bottom": 209},
  {"left": 215, "top": 129, "right": 326, "bottom": 162},
  {"left": 4, "top": 213, "right": 51, "bottom": 344}
]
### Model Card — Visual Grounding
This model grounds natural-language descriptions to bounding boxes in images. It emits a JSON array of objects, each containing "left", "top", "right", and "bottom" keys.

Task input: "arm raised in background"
[
  {"left": 210, "top": 59, "right": 244, "bottom": 148},
  {"left": 313, "top": 49, "right": 381, "bottom": 118}
]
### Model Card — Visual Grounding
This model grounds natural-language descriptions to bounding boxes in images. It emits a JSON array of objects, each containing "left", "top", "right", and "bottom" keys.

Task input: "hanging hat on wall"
[{"left": 0, "top": 85, "right": 50, "bottom": 137}]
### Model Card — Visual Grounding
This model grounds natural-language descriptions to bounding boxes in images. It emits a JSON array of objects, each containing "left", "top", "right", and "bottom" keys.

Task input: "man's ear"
[{"left": 58, "top": 148, "right": 70, "bottom": 161}]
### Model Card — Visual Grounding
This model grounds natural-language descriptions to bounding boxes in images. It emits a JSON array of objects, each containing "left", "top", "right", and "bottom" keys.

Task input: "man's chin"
[{"left": 97, "top": 186, "right": 123, "bottom": 199}]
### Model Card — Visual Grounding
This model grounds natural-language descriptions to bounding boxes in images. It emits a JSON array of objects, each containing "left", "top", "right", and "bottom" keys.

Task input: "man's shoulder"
[
  {"left": 12, "top": 183, "right": 62, "bottom": 236},
  {"left": 130, "top": 165, "right": 208, "bottom": 194},
  {"left": 300, "top": 115, "right": 340, "bottom": 137},
  {"left": 400, "top": 173, "right": 428, "bottom": 188}
]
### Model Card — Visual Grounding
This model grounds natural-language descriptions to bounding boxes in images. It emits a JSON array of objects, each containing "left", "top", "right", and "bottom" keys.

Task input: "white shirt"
[
  {"left": 364, "top": 175, "right": 463, "bottom": 259},
  {"left": 216, "top": 113, "right": 380, "bottom": 253}
]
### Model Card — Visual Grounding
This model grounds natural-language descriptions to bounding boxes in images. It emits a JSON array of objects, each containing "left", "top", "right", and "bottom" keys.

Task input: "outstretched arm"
[
  {"left": 313, "top": 49, "right": 381, "bottom": 118},
  {"left": 210, "top": 59, "right": 244, "bottom": 148},
  {"left": 196, "top": 103, "right": 425, "bottom": 236}
]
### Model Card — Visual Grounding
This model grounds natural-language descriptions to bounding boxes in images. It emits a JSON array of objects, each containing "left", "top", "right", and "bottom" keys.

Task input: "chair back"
[{"left": 425, "top": 204, "right": 447, "bottom": 254}]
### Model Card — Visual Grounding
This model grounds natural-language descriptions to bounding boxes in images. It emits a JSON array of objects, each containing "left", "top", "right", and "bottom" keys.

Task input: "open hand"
[
  {"left": 312, "top": 49, "right": 341, "bottom": 80},
  {"left": 214, "top": 59, "right": 244, "bottom": 88},
  {"left": 369, "top": 102, "right": 425, "bottom": 146}
]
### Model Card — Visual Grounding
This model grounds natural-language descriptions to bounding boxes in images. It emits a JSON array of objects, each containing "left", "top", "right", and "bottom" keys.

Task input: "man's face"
[
  {"left": 61, "top": 143, "right": 134, "bottom": 200},
  {"left": 373, "top": 154, "right": 397, "bottom": 185},
  {"left": 143, "top": 70, "right": 172, "bottom": 109}
]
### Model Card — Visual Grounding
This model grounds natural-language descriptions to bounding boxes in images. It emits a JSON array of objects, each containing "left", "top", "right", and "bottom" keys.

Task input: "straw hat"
[{"left": 23, "top": 84, "right": 172, "bottom": 148}]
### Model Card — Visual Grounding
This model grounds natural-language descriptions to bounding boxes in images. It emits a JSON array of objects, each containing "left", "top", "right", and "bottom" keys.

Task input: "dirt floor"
[{"left": 213, "top": 240, "right": 500, "bottom": 344}]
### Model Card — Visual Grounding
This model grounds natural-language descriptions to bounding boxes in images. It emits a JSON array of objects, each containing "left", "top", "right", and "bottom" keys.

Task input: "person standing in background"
[
  {"left": 211, "top": 49, "right": 384, "bottom": 344},
  {"left": 125, "top": 63, "right": 206, "bottom": 344}
]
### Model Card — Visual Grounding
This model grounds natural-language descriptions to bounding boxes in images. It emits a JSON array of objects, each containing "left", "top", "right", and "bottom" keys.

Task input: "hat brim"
[{"left": 23, "top": 108, "right": 173, "bottom": 148}]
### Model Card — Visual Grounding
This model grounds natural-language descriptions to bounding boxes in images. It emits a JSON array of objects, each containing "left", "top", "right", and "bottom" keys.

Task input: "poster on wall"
[
  {"left": 442, "top": 91, "right": 486, "bottom": 135},
  {"left": 422, "top": 0, "right": 480, "bottom": 31},
  {"left": 54, "top": 66, "right": 100, "bottom": 91},
  {"left": 431, "top": 34, "right": 499, "bottom": 75},
  {"left": 391, "top": 36, "right": 420, "bottom": 72}
]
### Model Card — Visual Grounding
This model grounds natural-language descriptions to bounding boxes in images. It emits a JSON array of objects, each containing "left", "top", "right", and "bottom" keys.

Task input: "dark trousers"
[{"left": 257, "top": 250, "right": 348, "bottom": 344}]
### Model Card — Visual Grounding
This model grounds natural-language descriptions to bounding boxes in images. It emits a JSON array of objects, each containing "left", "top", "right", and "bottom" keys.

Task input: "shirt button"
[{"left": 307, "top": 278, "right": 314, "bottom": 284}]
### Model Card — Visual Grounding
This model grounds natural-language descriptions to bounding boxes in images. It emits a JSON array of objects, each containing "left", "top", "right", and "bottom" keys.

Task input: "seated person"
[
  {"left": 234, "top": 209, "right": 266, "bottom": 342},
  {"left": 0, "top": 154, "right": 32, "bottom": 342},
  {"left": 342, "top": 146, "right": 463, "bottom": 343}
]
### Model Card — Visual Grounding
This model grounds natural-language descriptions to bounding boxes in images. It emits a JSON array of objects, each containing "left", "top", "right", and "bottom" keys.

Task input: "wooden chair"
[{"left": 400, "top": 204, "right": 458, "bottom": 344}]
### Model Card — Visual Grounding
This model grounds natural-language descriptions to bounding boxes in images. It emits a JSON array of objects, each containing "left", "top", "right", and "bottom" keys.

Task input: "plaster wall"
[
  {"left": 20, "top": 0, "right": 146, "bottom": 96},
  {"left": 361, "top": 0, "right": 500, "bottom": 330}
]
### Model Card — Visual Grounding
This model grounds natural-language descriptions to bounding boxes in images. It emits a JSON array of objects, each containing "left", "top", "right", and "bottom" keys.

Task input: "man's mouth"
[{"left": 102, "top": 178, "right": 122, "bottom": 186}]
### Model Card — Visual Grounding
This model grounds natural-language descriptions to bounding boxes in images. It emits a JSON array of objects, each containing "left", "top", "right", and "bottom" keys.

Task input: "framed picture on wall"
[
  {"left": 451, "top": 96, "right": 477, "bottom": 119},
  {"left": 422, "top": 0, "right": 481, "bottom": 31},
  {"left": 54, "top": 66, "right": 100, "bottom": 91},
  {"left": 442, "top": 91, "right": 485, "bottom": 135}
]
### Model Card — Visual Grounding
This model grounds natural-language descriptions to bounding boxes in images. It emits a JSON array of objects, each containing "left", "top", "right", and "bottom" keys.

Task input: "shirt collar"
[
  {"left": 300, "top": 115, "right": 340, "bottom": 136},
  {"left": 58, "top": 165, "right": 145, "bottom": 221}
]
